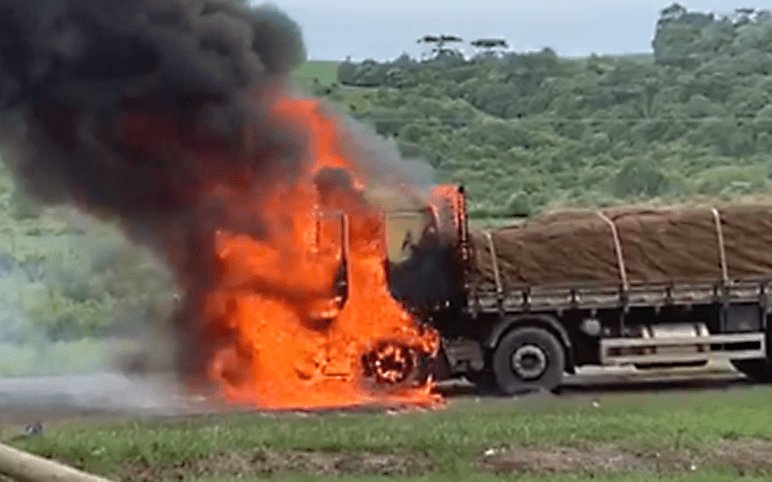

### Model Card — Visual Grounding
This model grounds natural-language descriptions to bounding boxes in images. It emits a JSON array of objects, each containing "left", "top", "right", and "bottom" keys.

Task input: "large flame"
[{"left": 202, "top": 98, "right": 442, "bottom": 410}]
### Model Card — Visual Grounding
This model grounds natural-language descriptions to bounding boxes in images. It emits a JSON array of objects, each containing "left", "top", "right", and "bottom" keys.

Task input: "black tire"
[
  {"left": 731, "top": 359, "right": 772, "bottom": 383},
  {"left": 492, "top": 327, "right": 565, "bottom": 396}
]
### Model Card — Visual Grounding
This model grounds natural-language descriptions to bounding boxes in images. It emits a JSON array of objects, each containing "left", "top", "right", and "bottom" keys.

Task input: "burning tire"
[
  {"left": 492, "top": 327, "right": 565, "bottom": 396},
  {"left": 361, "top": 341, "right": 431, "bottom": 388}
]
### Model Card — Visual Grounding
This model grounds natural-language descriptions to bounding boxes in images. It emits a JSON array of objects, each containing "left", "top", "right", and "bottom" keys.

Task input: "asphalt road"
[{"left": 0, "top": 361, "right": 750, "bottom": 427}]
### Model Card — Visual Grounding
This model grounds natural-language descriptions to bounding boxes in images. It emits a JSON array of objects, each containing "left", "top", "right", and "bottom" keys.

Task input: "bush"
[
  {"left": 613, "top": 158, "right": 672, "bottom": 198},
  {"left": 506, "top": 193, "right": 533, "bottom": 217},
  {"left": 694, "top": 165, "right": 770, "bottom": 196}
]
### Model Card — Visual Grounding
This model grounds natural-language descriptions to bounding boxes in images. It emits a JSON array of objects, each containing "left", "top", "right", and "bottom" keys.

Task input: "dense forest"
[
  {"left": 322, "top": 4, "right": 772, "bottom": 217},
  {"left": 3, "top": 3, "right": 772, "bottom": 353}
]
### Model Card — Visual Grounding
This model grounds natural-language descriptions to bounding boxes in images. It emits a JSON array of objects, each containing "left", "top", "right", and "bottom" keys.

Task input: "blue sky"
[{"left": 267, "top": 1, "right": 772, "bottom": 60}]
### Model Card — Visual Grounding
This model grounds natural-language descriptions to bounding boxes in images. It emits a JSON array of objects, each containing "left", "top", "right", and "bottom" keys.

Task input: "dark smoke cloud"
[
  {"left": 0, "top": 0, "right": 308, "bottom": 381},
  {"left": 0, "top": 0, "right": 306, "bottom": 210}
]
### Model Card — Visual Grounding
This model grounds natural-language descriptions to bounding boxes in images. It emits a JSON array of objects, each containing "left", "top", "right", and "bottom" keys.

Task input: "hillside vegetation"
[
  {"left": 319, "top": 5, "right": 772, "bottom": 217},
  {"left": 292, "top": 60, "right": 340, "bottom": 89}
]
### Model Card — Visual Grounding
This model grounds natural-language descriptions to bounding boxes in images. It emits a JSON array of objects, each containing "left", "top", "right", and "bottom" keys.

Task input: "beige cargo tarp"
[{"left": 470, "top": 205, "right": 772, "bottom": 288}]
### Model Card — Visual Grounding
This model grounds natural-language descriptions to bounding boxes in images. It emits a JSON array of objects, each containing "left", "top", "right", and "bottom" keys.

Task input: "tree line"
[
  {"left": 328, "top": 4, "right": 772, "bottom": 217},
  {"left": 416, "top": 35, "right": 510, "bottom": 59}
]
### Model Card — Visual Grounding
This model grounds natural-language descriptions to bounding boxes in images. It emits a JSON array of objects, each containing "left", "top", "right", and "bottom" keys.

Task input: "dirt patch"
[
  {"left": 479, "top": 445, "right": 692, "bottom": 476},
  {"left": 124, "top": 450, "right": 434, "bottom": 481},
  {"left": 711, "top": 439, "right": 772, "bottom": 475},
  {"left": 480, "top": 439, "right": 772, "bottom": 476}
]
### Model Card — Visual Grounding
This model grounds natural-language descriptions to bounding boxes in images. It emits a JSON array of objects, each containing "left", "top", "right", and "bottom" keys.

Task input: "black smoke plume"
[{"left": 0, "top": 0, "right": 308, "bottom": 381}]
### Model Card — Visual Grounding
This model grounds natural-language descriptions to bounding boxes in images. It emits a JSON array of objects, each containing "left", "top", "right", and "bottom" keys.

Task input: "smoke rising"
[{"left": 0, "top": 0, "right": 306, "bottom": 210}]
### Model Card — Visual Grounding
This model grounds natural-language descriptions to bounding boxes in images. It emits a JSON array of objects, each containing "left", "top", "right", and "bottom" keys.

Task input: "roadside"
[
  {"left": 0, "top": 362, "right": 768, "bottom": 481},
  {"left": 0, "top": 361, "right": 747, "bottom": 426},
  {"left": 4, "top": 380, "right": 772, "bottom": 481}
]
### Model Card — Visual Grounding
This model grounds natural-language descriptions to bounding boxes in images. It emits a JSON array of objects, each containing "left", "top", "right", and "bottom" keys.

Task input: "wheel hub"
[
  {"left": 362, "top": 341, "right": 418, "bottom": 385},
  {"left": 511, "top": 344, "right": 547, "bottom": 380}
]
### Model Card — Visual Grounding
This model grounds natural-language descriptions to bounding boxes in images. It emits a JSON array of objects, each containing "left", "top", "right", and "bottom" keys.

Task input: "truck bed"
[
  {"left": 466, "top": 204, "right": 772, "bottom": 314},
  {"left": 469, "top": 205, "right": 772, "bottom": 290}
]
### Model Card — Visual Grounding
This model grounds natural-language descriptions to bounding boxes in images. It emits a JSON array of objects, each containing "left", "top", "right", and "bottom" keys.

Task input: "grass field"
[
  {"left": 292, "top": 60, "right": 340, "bottom": 88},
  {"left": 7, "top": 386, "right": 772, "bottom": 481}
]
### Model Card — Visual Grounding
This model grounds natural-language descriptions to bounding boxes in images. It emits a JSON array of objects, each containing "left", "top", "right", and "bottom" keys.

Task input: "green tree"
[
  {"left": 613, "top": 158, "right": 672, "bottom": 198},
  {"left": 417, "top": 34, "right": 464, "bottom": 59}
]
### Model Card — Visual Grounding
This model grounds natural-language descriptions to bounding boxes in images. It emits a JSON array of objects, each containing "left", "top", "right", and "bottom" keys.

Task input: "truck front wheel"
[{"left": 492, "top": 327, "right": 565, "bottom": 396}]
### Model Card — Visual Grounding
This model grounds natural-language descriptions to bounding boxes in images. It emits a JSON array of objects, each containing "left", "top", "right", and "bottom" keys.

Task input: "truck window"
[{"left": 384, "top": 210, "right": 435, "bottom": 265}]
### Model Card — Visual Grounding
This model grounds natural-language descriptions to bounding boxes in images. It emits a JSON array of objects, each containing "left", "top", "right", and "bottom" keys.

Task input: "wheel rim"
[{"left": 511, "top": 344, "right": 548, "bottom": 380}]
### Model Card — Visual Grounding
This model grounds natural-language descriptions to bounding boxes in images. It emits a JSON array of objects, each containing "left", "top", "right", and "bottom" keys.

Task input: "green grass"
[
  {"left": 292, "top": 60, "right": 340, "bottom": 88},
  {"left": 10, "top": 387, "right": 772, "bottom": 481}
]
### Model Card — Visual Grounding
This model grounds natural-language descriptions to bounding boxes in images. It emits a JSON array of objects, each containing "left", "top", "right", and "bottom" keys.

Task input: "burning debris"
[{"left": 0, "top": 1, "right": 440, "bottom": 410}]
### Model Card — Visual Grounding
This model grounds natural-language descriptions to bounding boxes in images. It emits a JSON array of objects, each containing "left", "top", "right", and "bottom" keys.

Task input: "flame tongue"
[{"left": 204, "top": 98, "right": 442, "bottom": 410}]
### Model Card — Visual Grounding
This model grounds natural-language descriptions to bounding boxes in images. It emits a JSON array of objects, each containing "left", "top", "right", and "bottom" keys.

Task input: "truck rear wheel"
[
  {"left": 731, "top": 359, "right": 772, "bottom": 382},
  {"left": 492, "top": 327, "right": 565, "bottom": 396}
]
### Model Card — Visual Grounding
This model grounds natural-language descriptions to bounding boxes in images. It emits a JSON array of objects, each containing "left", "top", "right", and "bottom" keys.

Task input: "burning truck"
[
  {"left": 385, "top": 193, "right": 772, "bottom": 395},
  {"left": 207, "top": 148, "right": 772, "bottom": 402}
]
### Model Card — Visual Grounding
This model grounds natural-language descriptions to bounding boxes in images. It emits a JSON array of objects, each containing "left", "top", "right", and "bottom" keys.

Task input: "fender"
[{"left": 483, "top": 314, "right": 575, "bottom": 373}]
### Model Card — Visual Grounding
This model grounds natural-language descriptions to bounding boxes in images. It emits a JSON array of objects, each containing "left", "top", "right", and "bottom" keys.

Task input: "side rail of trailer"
[{"left": 468, "top": 278, "right": 772, "bottom": 314}]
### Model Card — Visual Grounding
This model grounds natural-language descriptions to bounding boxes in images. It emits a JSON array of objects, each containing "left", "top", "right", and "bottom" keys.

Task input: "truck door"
[
  {"left": 311, "top": 209, "right": 349, "bottom": 316},
  {"left": 384, "top": 208, "right": 458, "bottom": 310}
]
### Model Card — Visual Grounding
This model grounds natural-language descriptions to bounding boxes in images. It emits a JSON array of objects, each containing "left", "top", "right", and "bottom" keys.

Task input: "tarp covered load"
[{"left": 470, "top": 205, "right": 772, "bottom": 288}]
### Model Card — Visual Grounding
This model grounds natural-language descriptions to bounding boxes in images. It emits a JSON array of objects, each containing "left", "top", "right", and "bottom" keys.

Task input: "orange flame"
[{"left": 204, "top": 98, "right": 442, "bottom": 410}]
